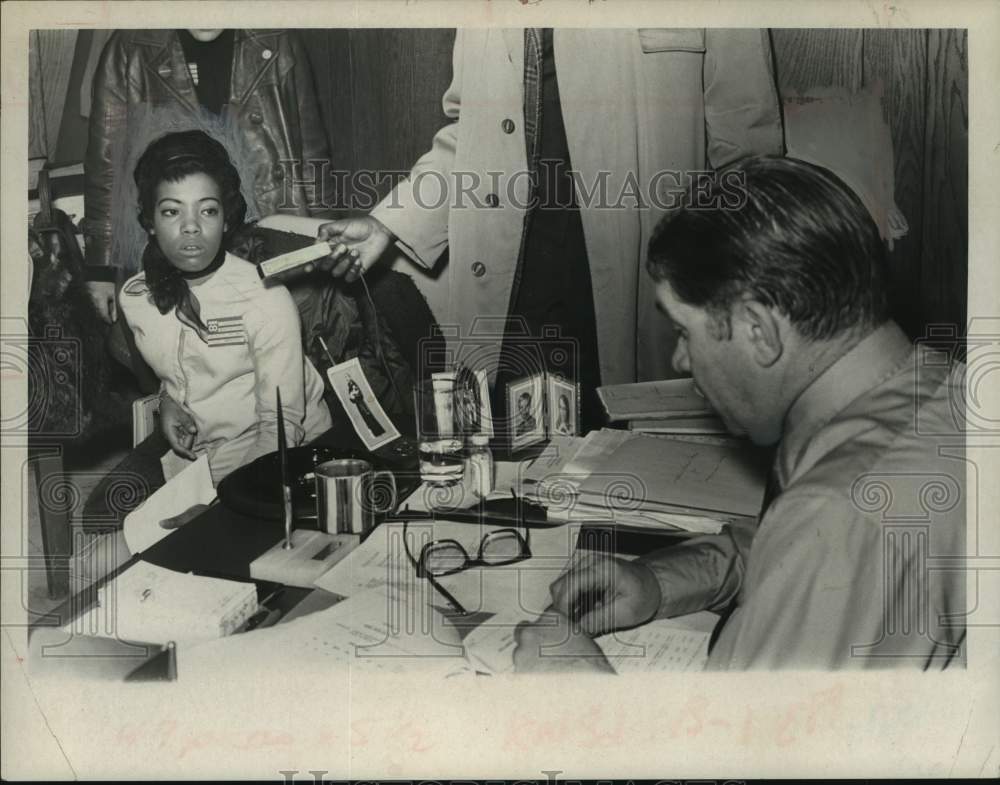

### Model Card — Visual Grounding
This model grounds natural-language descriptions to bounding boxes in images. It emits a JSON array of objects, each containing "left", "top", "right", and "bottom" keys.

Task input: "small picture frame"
[
  {"left": 327, "top": 357, "right": 401, "bottom": 451},
  {"left": 547, "top": 374, "right": 579, "bottom": 437},
  {"left": 507, "top": 373, "right": 546, "bottom": 451},
  {"left": 452, "top": 367, "right": 494, "bottom": 438}
]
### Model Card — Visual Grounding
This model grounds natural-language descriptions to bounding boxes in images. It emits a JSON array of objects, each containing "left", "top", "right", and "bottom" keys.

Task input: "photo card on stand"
[
  {"left": 327, "top": 357, "right": 400, "bottom": 451},
  {"left": 506, "top": 372, "right": 546, "bottom": 451}
]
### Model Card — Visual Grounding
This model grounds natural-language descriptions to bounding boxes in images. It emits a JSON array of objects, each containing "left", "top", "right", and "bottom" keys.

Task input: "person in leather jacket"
[{"left": 83, "top": 29, "right": 330, "bottom": 324}]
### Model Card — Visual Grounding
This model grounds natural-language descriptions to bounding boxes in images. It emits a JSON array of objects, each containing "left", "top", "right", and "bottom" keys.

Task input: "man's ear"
[{"left": 737, "top": 299, "right": 784, "bottom": 367}]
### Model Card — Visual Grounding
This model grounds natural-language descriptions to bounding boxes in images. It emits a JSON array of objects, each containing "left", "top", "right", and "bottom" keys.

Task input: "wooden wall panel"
[
  {"left": 410, "top": 28, "right": 456, "bottom": 156},
  {"left": 301, "top": 28, "right": 453, "bottom": 214},
  {"left": 771, "top": 27, "right": 968, "bottom": 339},
  {"left": 28, "top": 31, "right": 48, "bottom": 159},
  {"left": 920, "top": 28, "right": 969, "bottom": 332},
  {"left": 299, "top": 28, "right": 346, "bottom": 215},
  {"left": 34, "top": 29, "right": 79, "bottom": 157},
  {"left": 862, "top": 28, "right": 928, "bottom": 336},
  {"left": 771, "top": 29, "right": 864, "bottom": 91}
]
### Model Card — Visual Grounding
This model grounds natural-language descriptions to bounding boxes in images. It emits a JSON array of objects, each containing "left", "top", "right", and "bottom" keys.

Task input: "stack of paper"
[
  {"left": 519, "top": 430, "right": 764, "bottom": 534},
  {"left": 598, "top": 378, "right": 736, "bottom": 436},
  {"left": 576, "top": 432, "right": 767, "bottom": 519},
  {"left": 629, "top": 415, "right": 729, "bottom": 435},
  {"left": 597, "top": 378, "right": 712, "bottom": 422},
  {"left": 85, "top": 561, "right": 258, "bottom": 645}
]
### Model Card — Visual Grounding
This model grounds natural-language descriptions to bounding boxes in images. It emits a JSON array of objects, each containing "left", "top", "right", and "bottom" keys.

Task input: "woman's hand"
[
  {"left": 86, "top": 281, "right": 117, "bottom": 323},
  {"left": 159, "top": 393, "right": 198, "bottom": 460}
]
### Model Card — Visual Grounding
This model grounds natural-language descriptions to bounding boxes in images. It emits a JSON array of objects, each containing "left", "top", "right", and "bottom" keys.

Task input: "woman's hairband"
[{"left": 163, "top": 152, "right": 206, "bottom": 165}]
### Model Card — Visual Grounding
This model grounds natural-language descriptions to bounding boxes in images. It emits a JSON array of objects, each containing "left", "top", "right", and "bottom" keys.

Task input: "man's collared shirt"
[{"left": 642, "top": 321, "right": 966, "bottom": 669}]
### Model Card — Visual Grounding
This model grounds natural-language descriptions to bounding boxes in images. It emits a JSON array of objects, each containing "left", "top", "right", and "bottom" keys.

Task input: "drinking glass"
[{"left": 413, "top": 374, "right": 466, "bottom": 486}]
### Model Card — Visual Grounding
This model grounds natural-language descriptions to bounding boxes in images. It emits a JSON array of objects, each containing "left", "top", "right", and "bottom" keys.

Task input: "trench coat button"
[
  {"left": 501, "top": 118, "right": 516, "bottom": 134},
  {"left": 485, "top": 193, "right": 500, "bottom": 208},
  {"left": 249, "top": 110, "right": 264, "bottom": 125},
  {"left": 262, "top": 49, "right": 273, "bottom": 60},
  {"left": 471, "top": 261, "right": 486, "bottom": 278}
]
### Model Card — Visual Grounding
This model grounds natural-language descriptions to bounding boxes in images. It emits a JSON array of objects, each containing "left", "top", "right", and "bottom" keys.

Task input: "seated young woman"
[{"left": 84, "top": 130, "right": 331, "bottom": 527}]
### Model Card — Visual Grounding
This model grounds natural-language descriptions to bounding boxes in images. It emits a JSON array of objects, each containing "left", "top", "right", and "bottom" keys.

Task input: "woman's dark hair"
[
  {"left": 647, "top": 155, "right": 890, "bottom": 341},
  {"left": 133, "top": 130, "right": 247, "bottom": 317}
]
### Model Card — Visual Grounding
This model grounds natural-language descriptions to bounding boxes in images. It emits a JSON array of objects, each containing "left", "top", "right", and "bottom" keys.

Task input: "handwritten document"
[
  {"left": 462, "top": 610, "right": 717, "bottom": 674},
  {"left": 312, "top": 520, "right": 420, "bottom": 597},
  {"left": 314, "top": 519, "right": 582, "bottom": 618},
  {"left": 596, "top": 611, "right": 717, "bottom": 672},
  {"left": 433, "top": 521, "right": 581, "bottom": 617},
  {"left": 180, "top": 584, "right": 471, "bottom": 679}
]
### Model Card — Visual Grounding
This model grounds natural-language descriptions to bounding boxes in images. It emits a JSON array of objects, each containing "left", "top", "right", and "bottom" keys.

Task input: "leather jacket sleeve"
[
  {"left": 83, "top": 32, "right": 130, "bottom": 278},
  {"left": 280, "top": 31, "right": 330, "bottom": 213}
]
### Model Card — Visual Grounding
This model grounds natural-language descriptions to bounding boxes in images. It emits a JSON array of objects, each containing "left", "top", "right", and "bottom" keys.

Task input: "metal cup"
[{"left": 314, "top": 459, "right": 396, "bottom": 535}]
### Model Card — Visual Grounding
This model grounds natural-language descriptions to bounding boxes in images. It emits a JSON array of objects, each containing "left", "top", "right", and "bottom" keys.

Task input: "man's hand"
[
  {"left": 159, "top": 394, "right": 198, "bottom": 460},
  {"left": 299, "top": 216, "right": 395, "bottom": 282},
  {"left": 548, "top": 552, "right": 662, "bottom": 637},
  {"left": 512, "top": 611, "right": 615, "bottom": 674},
  {"left": 86, "top": 281, "right": 117, "bottom": 323}
]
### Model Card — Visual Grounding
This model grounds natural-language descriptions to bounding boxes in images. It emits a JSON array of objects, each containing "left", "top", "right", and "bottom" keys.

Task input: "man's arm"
[
  {"left": 638, "top": 515, "right": 757, "bottom": 619},
  {"left": 703, "top": 29, "right": 785, "bottom": 169}
]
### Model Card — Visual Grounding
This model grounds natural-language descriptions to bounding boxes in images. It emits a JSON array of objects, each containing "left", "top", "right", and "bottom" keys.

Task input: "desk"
[{"left": 27, "top": 430, "right": 701, "bottom": 680}]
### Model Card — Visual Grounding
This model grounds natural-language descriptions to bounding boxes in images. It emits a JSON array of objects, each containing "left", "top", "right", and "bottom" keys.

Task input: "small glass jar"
[{"left": 465, "top": 433, "right": 494, "bottom": 500}]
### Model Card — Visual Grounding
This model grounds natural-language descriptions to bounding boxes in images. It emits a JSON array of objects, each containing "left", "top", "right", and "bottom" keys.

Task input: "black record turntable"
[{"left": 217, "top": 439, "right": 420, "bottom": 523}]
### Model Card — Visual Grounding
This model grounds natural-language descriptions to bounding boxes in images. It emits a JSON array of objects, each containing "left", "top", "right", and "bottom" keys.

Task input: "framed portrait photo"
[
  {"left": 507, "top": 373, "right": 546, "bottom": 451},
  {"left": 547, "top": 375, "right": 579, "bottom": 437},
  {"left": 327, "top": 357, "right": 401, "bottom": 451}
]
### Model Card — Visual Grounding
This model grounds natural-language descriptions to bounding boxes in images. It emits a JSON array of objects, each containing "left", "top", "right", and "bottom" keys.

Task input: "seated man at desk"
[{"left": 514, "top": 155, "right": 966, "bottom": 671}]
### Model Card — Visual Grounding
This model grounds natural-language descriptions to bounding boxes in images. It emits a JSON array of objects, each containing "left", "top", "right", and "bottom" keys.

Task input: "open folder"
[{"left": 576, "top": 433, "right": 768, "bottom": 518}]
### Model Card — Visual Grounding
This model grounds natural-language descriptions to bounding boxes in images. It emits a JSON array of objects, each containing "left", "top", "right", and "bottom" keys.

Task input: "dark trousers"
[{"left": 81, "top": 431, "right": 168, "bottom": 530}]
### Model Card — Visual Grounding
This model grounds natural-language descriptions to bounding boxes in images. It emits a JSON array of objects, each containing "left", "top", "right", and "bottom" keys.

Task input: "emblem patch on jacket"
[{"left": 202, "top": 315, "right": 248, "bottom": 346}]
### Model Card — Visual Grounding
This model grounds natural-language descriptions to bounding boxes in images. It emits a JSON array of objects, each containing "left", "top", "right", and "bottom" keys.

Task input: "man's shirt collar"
[{"left": 776, "top": 320, "right": 913, "bottom": 488}]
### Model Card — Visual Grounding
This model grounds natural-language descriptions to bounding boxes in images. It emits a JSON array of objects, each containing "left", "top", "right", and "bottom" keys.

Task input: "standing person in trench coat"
[{"left": 316, "top": 28, "right": 784, "bottom": 425}]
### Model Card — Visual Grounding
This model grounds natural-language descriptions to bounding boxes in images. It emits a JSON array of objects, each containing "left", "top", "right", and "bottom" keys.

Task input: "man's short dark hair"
[{"left": 647, "top": 156, "right": 890, "bottom": 340}]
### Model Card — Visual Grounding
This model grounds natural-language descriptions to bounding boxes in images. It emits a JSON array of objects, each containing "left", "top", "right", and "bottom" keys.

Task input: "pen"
[
  {"left": 569, "top": 587, "right": 606, "bottom": 625},
  {"left": 317, "top": 336, "right": 338, "bottom": 369}
]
